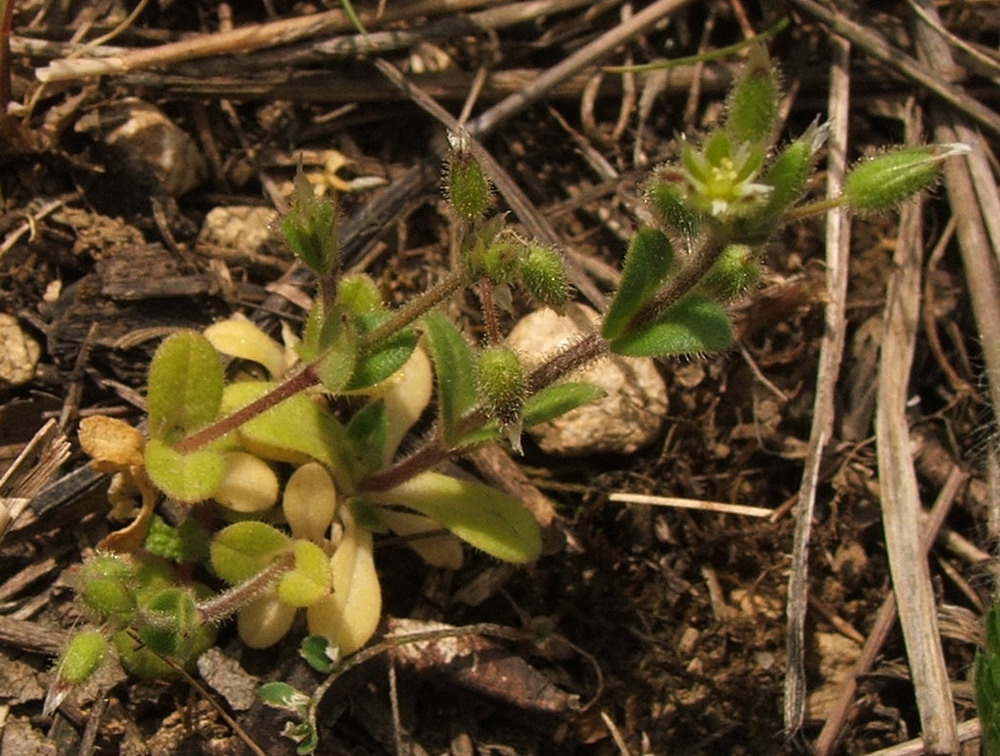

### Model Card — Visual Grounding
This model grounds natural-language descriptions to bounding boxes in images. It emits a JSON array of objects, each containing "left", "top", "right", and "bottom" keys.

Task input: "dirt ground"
[{"left": 1, "top": 1, "right": 998, "bottom": 754}]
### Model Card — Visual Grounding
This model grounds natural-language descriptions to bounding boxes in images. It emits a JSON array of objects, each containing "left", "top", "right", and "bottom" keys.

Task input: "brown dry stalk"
[
  {"left": 783, "top": 35, "right": 853, "bottom": 742},
  {"left": 35, "top": 0, "right": 505, "bottom": 82},
  {"left": 874, "top": 104, "right": 958, "bottom": 753}
]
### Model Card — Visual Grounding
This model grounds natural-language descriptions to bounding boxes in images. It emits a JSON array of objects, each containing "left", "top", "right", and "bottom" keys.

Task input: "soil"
[{"left": 0, "top": 2, "right": 996, "bottom": 755}]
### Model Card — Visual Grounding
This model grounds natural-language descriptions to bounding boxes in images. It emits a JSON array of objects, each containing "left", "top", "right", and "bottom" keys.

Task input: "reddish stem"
[
  {"left": 478, "top": 277, "right": 501, "bottom": 344},
  {"left": 175, "top": 365, "right": 321, "bottom": 453}
]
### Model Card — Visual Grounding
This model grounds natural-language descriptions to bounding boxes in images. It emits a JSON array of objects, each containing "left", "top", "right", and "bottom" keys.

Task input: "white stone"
[
  {"left": 198, "top": 205, "right": 280, "bottom": 255},
  {"left": 0, "top": 314, "right": 40, "bottom": 386},
  {"left": 506, "top": 304, "right": 668, "bottom": 456}
]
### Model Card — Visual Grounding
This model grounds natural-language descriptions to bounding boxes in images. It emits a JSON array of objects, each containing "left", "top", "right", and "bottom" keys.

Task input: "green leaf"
[
  {"left": 348, "top": 312, "right": 417, "bottom": 391},
  {"left": 311, "top": 305, "right": 358, "bottom": 393},
  {"left": 260, "top": 681, "right": 310, "bottom": 711},
  {"left": 299, "top": 635, "right": 337, "bottom": 674},
  {"left": 210, "top": 521, "right": 290, "bottom": 585},
  {"left": 346, "top": 400, "right": 388, "bottom": 477},
  {"left": 337, "top": 274, "right": 383, "bottom": 315},
  {"left": 145, "top": 439, "right": 226, "bottom": 503},
  {"left": 609, "top": 294, "right": 732, "bottom": 357},
  {"left": 524, "top": 382, "right": 606, "bottom": 427},
  {"left": 421, "top": 310, "right": 478, "bottom": 446},
  {"left": 277, "top": 539, "right": 332, "bottom": 608},
  {"left": 221, "top": 382, "right": 354, "bottom": 484},
  {"left": 602, "top": 228, "right": 674, "bottom": 340},
  {"left": 148, "top": 331, "right": 224, "bottom": 441},
  {"left": 368, "top": 471, "right": 541, "bottom": 563}
]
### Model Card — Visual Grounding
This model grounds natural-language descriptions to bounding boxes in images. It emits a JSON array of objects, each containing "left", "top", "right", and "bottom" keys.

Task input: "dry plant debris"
[{"left": 1, "top": 1, "right": 999, "bottom": 754}]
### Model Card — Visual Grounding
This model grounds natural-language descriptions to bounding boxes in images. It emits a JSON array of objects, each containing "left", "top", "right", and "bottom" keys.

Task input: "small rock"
[
  {"left": 807, "top": 632, "right": 862, "bottom": 720},
  {"left": 198, "top": 205, "right": 280, "bottom": 256},
  {"left": 75, "top": 98, "right": 207, "bottom": 196},
  {"left": 0, "top": 314, "right": 40, "bottom": 386},
  {"left": 506, "top": 304, "right": 668, "bottom": 455}
]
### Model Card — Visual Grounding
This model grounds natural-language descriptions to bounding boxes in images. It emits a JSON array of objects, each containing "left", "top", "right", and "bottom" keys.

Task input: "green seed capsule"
[
  {"left": 519, "top": 245, "right": 571, "bottom": 308},
  {"left": 445, "top": 133, "right": 492, "bottom": 220},
  {"left": 844, "top": 144, "right": 968, "bottom": 212},
  {"left": 78, "top": 554, "right": 138, "bottom": 621},
  {"left": 59, "top": 630, "right": 108, "bottom": 685},
  {"left": 726, "top": 45, "right": 781, "bottom": 146},
  {"left": 699, "top": 244, "right": 761, "bottom": 301},
  {"left": 477, "top": 345, "right": 526, "bottom": 429}
]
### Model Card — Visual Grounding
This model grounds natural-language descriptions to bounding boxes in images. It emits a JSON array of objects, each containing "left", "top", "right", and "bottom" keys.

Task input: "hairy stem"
[
  {"left": 175, "top": 365, "right": 321, "bottom": 453},
  {"left": 625, "top": 235, "right": 728, "bottom": 333},
  {"left": 782, "top": 195, "right": 847, "bottom": 224},
  {"left": 362, "top": 269, "right": 465, "bottom": 349},
  {"left": 197, "top": 552, "right": 295, "bottom": 625},
  {"left": 359, "top": 329, "right": 610, "bottom": 492},
  {"left": 479, "top": 277, "right": 501, "bottom": 344}
]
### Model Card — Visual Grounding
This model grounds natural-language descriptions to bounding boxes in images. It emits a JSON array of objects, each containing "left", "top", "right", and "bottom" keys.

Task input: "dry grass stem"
[
  {"left": 608, "top": 493, "right": 773, "bottom": 518},
  {"left": 784, "top": 34, "right": 853, "bottom": 742},
  {"left": 874, "top": 104, "right": 958, "bottom": 753}
]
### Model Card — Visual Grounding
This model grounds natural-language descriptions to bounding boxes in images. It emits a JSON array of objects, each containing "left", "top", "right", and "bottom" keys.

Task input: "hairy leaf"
[
  {"left": 148, "top": 331, "right": 224, "bottom": 441},
  {"left": 348, "top": 312, "right": 417, "bottom": 391},
  {"left": 368, "top": 471, "right": 541, "bottom": 563},
  {"left": 221, "top": 382, "right": 354, "bottom": 485},
  {"left": 609, "top": 294, "right": 732, "bottom": 357},
  {"left": 602, "top": 228, "right": 674, "bottom": 340},
  {"left": 210, "top": 521, "right": 290, "bottom": 585},
  {"left": 421, "top": 310, "right": 477, "bottom": 446},
  {"left": 145, "top": 439, "right": 225, "bottom": 503},
  {"left": 278, "top": 539, "right": 332, "bottom": 608}
]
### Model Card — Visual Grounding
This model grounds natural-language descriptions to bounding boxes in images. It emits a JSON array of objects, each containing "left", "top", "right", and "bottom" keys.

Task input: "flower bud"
[
  {"left": 699, "top": 244, "right": 761, "bottom": 301},
  {"left": 139, "top": 587, "right": 202, "bottom": 657},
  {"left": 844, "top": 143, "right": 968, "bottom": 212},
  {"left": 58, "top": 629, "right": 108, "bottom": 685},
  {"left": 479, "top": 237, "right": 524, "bottom": 284},
  {"left": 726, "top": 45, "right": 781, "bottom": 147},
  {"left": 759, "top": 122, "right": 828, "bottom": 219},
  {"left": 78, "top": 554, "right": 138, "bottom": 621},
  {"left": 477, "top": 345, "right": 526, "bottom": 452},
  {"left": 519, "top": 244, "right": 571, "bottom": 309},
  {"left": 647, "top": 169, "right": 700, "bottom": 239},
  {"left": 281, "top": 171, "right": 340, "bottom": 275},
  {"left": 445, "top": 131, "right": 492, "bottom": 220}
]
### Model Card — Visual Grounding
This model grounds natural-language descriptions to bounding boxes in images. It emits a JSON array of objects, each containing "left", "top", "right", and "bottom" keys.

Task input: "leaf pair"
[
  {"left": 145, "top": 331, "right": 227, "bottom": 502},
  {"left": 421, "top": 311, "right": 603, "bottom": 450},
  {"left": 601, "top": 228, "right": 732, "bottom": 357}
]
